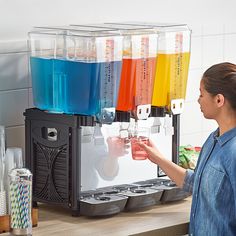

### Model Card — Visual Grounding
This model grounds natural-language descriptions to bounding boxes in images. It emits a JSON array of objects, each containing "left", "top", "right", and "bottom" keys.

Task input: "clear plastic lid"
[
  {"left": 107, "top": 22, "right": 191, "bottom": 54},
  {"left": 71, "top": 23, "right": 158, "bottom": 59},
  {"left": 108, "top": 22, "right": 190, "bottom": 32},
  {"left": 29, "top": 26, "right": 123, "bottom": 62},
  {"left": 33, "top": 25, "right": 121, "bottom": 36},
  {"left": 71, "top": 23, "right": 157, "bottom": 35}
]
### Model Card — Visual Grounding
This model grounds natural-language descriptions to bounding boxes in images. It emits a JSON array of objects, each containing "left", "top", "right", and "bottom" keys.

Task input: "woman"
[{"left": 139, "top": 62, "right": 236, "bottom": 235}]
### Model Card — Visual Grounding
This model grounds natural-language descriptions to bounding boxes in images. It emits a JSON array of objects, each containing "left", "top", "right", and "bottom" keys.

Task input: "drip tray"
[
  {"left": 99, "top": 184, "right": 163, "bottom": 211},
  {"left": 134, "top": 178, "right": 191, "bottom": 203},
  {"left": 80, "top": 190, "right": 128, "bottom": 216}
]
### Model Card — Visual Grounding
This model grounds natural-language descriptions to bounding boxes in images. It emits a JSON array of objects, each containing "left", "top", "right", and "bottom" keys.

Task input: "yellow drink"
[{"left": 151, "top": 52, "right": 190, "bottom": 107}]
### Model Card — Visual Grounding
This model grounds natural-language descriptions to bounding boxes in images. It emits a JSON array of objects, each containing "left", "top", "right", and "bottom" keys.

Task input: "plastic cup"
[
  {"left": 105, "top": 123, "right": 130, "bottom": 158},
  {"left": 107, "top": 136, "right": 128, "bottom": 158},
  {"left": 131, "top": 128, "right": 150, "bottom": 160}
]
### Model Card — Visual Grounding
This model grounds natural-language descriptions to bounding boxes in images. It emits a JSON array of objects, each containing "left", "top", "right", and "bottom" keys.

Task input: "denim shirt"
[{"left": 183, "top": 126, "right": 236, "bottom": 236}]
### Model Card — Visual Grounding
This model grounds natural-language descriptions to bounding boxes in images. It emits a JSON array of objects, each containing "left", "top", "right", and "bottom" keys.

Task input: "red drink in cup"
[{"left": 131, "top": 136, "right": 149, "bottom": 160}]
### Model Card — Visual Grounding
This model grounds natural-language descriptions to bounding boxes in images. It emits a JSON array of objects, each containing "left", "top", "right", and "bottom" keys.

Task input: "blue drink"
[
  {"left": 30, "top": 57, "right": 122, "bottom": 116},
  {"left": 97, "top": 61, "right": 122, "bottom": 123}
]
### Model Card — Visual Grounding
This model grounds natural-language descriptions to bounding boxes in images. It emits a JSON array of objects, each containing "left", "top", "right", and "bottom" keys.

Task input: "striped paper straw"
[
  {"left": 9, "top": 168, "right": 32, "bottom": 233},
  {"left": 10, "top": 181, "right": 32, "bottom": 229}
]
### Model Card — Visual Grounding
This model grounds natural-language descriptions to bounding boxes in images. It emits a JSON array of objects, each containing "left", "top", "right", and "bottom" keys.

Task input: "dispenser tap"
[
  {"left": 93, "top": 123, "right": 105, "bottom": 145},
  {"left": 128, "top": 118, "right": 139, "bottom": 138},
  {"left": 134, "top": 119, "right": 138, "bottom": 137},
  {"left": 81, "top": 127, "right": 94, "bottom": 143},
  {"left": 119, "top": 122, "right": 129, "bottom": 139},
  {"left": 150, "top": 117, "right": 162, "bottom": 134},
  {"left": 163, "top": 116, "right": 174, "bottom": 136}
]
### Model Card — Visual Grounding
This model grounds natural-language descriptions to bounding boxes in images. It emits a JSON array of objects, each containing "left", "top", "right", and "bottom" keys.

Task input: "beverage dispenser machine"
[{"left": 25, "top": 23, "right": 191, "bottom": 217}]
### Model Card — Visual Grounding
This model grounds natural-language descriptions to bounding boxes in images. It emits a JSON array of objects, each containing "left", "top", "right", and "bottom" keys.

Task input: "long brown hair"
[{"left": 202, "top": 62, "right": 236, "bottom": 109}]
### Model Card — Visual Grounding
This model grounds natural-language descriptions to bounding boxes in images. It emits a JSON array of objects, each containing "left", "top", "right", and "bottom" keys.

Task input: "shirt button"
[{"left": 193, "top": 213, "right": 195, "bottom": 218}]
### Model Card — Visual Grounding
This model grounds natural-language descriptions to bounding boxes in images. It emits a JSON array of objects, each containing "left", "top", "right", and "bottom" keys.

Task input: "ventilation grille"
[{"left": 33, "top": 142, "right": 69, "bottom": 204}]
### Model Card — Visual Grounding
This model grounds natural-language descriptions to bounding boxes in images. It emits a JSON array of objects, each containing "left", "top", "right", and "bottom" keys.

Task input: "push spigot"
[
  {"left": 163, "top": 115, "right": 174, "bottom": 136},
  {"left": 150, "top": 117, "right": 162, "bottom": 134},
  {"left": 93, "top": 123, "right": 105, "bottom": 145}
]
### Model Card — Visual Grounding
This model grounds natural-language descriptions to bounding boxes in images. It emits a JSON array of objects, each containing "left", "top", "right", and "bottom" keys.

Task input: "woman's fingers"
[
  {"left": 148, "top": 139, "right": 155, "bottom": 147},
  {"left": 138, "top": 142, "right": 153, "bottom": 154},
  {"left": 138, "top": 142, "right": 150, "bottom": 152},
  {"left": 137, "top": 141, "right": 162, "bottom": 164}
]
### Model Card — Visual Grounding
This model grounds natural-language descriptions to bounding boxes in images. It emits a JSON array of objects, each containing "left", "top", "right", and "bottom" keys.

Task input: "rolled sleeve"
[{"left": 182, "top": 169, "right": 195, "bottom": 193}]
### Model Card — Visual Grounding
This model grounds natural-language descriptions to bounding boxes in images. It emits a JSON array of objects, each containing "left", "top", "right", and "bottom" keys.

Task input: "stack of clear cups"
[
  {"left": 0, "top": 156, "right": 7, "bottom": 216},
  {"left": 0, "top": 126, "right": 7, "bottom": 216}
]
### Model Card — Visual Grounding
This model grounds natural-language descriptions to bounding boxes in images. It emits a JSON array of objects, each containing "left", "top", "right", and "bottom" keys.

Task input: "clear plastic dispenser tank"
[
  {"left": 150, "top": 23, "right": 191, "bottom": 114},
  {"left": 71, "top": 24, "right": 159, "bottom": 120},
  {"left": 105, "top": 24, "right": 158, "bottom": 120},
  {"left": 28, "top": 26, "right": 123, "bottom": 123},
  {"left": 111, "top": 22, "right": 191, "bottom": 115}
]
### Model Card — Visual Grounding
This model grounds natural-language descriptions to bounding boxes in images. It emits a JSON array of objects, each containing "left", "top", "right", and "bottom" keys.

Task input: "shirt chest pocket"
[{"left": 201, "top": 164, "right": 225, "bottom": 198}]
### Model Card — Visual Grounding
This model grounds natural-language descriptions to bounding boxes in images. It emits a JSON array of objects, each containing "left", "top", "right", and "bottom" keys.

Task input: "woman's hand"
[
  {"left": 138, "top": 140, "right": 165, "bottom": 164},
  {"left": 139, "top": 139, "right": 187, "bottom": 188}
]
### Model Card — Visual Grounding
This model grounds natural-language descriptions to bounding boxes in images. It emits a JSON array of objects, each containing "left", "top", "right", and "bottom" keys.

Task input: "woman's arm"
[{"left": 139, "top": 140, "right": 187, "bottom": 188}]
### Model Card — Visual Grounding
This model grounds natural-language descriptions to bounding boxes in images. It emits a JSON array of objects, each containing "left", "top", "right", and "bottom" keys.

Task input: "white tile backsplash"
[
  {"left": 202, "top": 24, "right": 224, "bottom": 36},
  {"left": 189, "top": 36, "right": 202, "bottom": 69},
  {"left": 0, "top": 39, "right": 28, "bottom": 54},
  {"left": 185, "top": 69, "right": 203, "bottom": 102},
  {"left": 0, "top": 89, "right": 28, "bottom": 127},
  {"left": 201, "top": 118, "right": 218, "bottom": 133},
  {"left": 224, "top": 34, "right": 236, "bottom": 63},
  {"left": 224, "top": 24, "right": 236, "bottom": 34},
  {"left": 28, "top": 68, "right": 32, "bottom": 87},
  {"left": 28, "top": 88, "right": 34, "bottom": 108},
  {"left": 202, "top": 35, "right": 224, "bottom": 69},
  {"left": 180, "top": 101, "right": 202, "bottom": 135},
  {"left": 188, "top": 23, "right": 202, "bottom": 37},
  {"left": 201, "top": 131, "right": 212, "bottom": 144},
  {"left": 5, "top": 125, "right": 25, "bottom": 160},
  {"left": 0, "top": 53, "right": 29, "bottom": 91},
  {"left": 180, "top": 132, "right": 204, "bottom": 147}
]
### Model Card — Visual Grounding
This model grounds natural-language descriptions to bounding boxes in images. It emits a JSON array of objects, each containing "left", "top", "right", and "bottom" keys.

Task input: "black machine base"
[{"left": 24, "top": 108, "right": 95, "bottom": 214}]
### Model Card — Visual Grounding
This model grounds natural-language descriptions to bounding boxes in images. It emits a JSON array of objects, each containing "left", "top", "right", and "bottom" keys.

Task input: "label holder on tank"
[
  {"left": 133, "top": 104, "right": 151, "bottom": 120},
  {"left": 97, "top": 38, "right": 116, "bottom": 124},
  {"left": 170, "top": 98, "right": 184, "bottom": 115}
]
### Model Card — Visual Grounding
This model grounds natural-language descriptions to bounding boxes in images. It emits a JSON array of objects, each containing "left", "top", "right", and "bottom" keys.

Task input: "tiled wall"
[
  {"left": 0, "top": 40, "right": 31, "bottom": 156},
  {"left": 181, "top": 24, "right": 236, "bottom": 146},
  {"left": 0, "top": 15, "right": 236, "bottom": 157}
]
